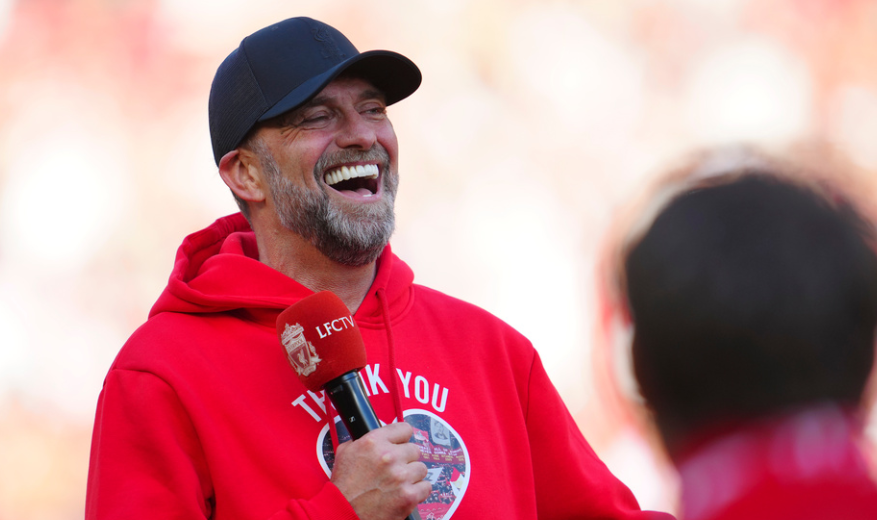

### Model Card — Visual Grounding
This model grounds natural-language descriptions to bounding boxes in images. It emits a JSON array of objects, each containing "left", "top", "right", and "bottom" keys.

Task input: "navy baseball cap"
[{"left": 208, "top": 17, "right": 422, "bottom": 165}]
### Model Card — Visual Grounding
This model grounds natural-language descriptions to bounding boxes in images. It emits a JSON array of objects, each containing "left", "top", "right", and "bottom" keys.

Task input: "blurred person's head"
[{"left": 622, "top": 166, "right": 877, "bottom": 455}]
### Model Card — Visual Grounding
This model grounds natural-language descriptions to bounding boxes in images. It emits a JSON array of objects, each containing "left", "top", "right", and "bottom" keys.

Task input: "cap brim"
[{"left": 258, "top": 50, "right": 421, "bottom": 122}]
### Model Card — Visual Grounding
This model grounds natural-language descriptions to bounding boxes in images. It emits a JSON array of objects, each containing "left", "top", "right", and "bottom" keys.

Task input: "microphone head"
[{"left": 276, "top": 291, "right": 367, "bottom": 391}]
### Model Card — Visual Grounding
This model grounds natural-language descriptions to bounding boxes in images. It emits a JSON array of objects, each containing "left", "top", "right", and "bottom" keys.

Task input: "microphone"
[
  {"left": 276, "top": 291, "right": 422, "bottom": 520},
  {"left": 276, "top": 290, "right": 380, "bottom": 438}
]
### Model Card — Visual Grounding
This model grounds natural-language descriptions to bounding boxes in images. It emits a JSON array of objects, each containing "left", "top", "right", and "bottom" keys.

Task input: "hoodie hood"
[{"left": 150, "top": 213, "right": 415, "bottom": 327}]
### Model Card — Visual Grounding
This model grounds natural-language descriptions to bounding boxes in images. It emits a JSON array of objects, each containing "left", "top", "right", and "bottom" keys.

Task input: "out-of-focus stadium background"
[{"left": 2, "top": 0, "right": 877, "bottom": 518}]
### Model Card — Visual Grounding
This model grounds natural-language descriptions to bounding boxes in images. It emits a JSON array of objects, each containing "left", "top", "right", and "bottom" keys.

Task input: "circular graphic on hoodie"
[{"left": 317, "top": 409, "right": 470, "bottom": 520}]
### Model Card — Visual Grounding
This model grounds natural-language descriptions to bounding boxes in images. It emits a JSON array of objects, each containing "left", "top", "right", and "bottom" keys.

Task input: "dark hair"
[{"left": 624, "top": 172, "right": 877, "bottom": 443}]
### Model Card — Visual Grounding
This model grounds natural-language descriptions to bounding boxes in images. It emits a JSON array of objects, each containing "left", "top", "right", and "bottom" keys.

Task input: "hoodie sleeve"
[
  {"left": 525, "top": 354, "right": 675, "bottom": 520},
  {"left": 85, "top": 369, "right": 358, "bottom": 520}
]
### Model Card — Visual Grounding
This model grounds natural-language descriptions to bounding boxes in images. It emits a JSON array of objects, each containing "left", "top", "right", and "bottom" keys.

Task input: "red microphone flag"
[{"left": 276, "top": 291, "right": 367, "bottom": 392}]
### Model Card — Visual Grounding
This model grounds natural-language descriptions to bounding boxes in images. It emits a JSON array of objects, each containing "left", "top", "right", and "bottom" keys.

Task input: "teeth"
[{"left": 324, "top": 164, "right": 380, "bottom": 186}]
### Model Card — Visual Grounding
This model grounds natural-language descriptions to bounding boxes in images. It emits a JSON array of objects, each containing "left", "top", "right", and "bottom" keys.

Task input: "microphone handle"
[
  {"left": 325, "top": 371, "right": 422, "bottom": 520},
  {"left": 325, "top": 371, "right": 382, "bottom": 439}
]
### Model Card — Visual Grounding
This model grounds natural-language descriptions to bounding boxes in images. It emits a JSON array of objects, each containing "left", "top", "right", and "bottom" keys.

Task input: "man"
[
  {"left": 86, "top": 17, "right": 669, "bottom": 520},
  {"left": 622, "top": 164, "right": 877, "bottom": 519}
]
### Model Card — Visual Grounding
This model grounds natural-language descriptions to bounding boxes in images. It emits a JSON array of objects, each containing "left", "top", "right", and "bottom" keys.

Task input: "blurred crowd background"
[{"left": 2, "top": 0, "right": 877, "bottom": 518}]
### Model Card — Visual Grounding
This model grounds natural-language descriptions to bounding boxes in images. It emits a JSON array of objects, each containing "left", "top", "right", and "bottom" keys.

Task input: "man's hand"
[{"left": 330, "top": 422, "right": 431, "bottom": 520}]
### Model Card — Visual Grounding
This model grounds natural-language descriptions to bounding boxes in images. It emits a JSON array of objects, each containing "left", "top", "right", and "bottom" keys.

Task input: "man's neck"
[{"left": 256, "top": 227, "right": 378, "bottom": 313}]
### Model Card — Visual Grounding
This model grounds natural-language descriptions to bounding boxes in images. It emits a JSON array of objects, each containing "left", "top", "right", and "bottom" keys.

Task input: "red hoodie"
[
  {"left": 674, "top": 406, "right": 877, "bottom": 520},
  {"left": 86, "top": 213, "right": 672, "bottom": 520}
]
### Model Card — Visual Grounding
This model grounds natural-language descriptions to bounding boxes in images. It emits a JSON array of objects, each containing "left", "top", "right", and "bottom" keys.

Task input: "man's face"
[{"left": 252, "top": 76, "right": 400, "bottom": 266}]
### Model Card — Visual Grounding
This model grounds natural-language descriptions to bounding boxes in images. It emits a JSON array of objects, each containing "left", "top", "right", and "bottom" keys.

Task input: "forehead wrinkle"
[
  {"left": 268, "top": 80, "right": 387, "bottom": 130},
  {"left": 358, "top": 87, "right": 387, "bottom": 103},
  {"left": 304, "top": 84, "right": 387, "bottom": 110}
]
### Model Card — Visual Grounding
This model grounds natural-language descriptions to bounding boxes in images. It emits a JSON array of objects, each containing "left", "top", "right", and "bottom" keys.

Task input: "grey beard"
[{"left": 261, "top": 145, "right": 397, "bottom": 267}]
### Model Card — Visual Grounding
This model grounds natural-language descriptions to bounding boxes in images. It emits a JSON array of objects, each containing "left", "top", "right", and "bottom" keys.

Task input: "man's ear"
[{"left": 218, "top": 148, "right": 267, "bottom": 203}]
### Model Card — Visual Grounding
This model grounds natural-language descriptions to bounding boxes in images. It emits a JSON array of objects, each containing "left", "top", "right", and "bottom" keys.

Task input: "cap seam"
[{"left": 238, "top": 38, "right": 269, "bottom": 128}]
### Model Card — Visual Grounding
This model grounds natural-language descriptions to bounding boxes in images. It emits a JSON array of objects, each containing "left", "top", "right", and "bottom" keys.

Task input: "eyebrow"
[
  {"left": 270, "top": 87, "right": 387, "bottom": 128},
  {"left": 304, "top": 88, "right": 387, "bottom": 110}
]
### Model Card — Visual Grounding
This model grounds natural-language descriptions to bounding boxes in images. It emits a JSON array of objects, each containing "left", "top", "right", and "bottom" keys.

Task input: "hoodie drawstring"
[
  {"left": 328, "top": 396, "right": 341, "bottom": 452},
  {"left": 376, "top": 287, "right": 405, "bottom": 425},
  {"left": 328, "top": 288, "right": 405, "bottom": 456}
]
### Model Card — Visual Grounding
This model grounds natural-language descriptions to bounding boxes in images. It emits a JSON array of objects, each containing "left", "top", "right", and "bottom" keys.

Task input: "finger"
[
  {"left": 412, "top": 479, "right": 433, "bottom": 503},
  {"left": 379, "top": 421, "right": 415, "bottom": 444},
  {"left": 397, "top": 478, "right": 433, "bottom": 512},
  {"left": 399, "top": 442, "right": 424, "bottom": 464},
  {"left": 407, "top": 460, "right": 428, "bottom": 484}
]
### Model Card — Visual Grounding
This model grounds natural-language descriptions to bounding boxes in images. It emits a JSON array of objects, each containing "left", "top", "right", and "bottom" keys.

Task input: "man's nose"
[{"left": 335, "top": 112, "right": 377, "bottom": 150}]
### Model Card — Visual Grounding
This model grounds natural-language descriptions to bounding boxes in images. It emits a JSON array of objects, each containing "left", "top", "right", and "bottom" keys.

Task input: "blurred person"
[
  {"left": 620, "top": 159, "right": 877, "bottom": 520},
  {"left": 85, "top": 17, "right": 671, "bottom": 520}
]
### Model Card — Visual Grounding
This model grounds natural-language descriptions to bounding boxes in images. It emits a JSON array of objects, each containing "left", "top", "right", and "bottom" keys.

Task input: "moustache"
[{"left": 314, "top": 145, "right": 391, "bottom": 177}]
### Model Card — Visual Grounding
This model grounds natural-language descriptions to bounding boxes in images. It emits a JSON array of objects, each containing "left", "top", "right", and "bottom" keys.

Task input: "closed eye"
[{"left": 300, "top": 112, "right": 332, "bottom": 127}]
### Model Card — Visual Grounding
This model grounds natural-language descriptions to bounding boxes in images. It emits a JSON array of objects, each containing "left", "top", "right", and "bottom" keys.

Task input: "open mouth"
[{"left": 324, "top": 164, "right": 380, "bottom": 197}]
